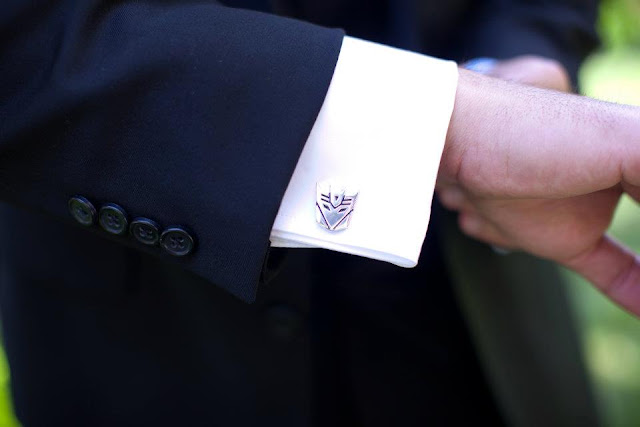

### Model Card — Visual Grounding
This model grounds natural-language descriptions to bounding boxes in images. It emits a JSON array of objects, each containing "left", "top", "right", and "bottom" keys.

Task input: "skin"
[{"left": 437, "top": 57, "right": 640, "bottom": 317}]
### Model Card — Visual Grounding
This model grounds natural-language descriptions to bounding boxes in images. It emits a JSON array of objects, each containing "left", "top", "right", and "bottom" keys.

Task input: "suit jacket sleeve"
[
  {"left": 0, "top": 1, "right": 344, "bottom": 302},
  {"left": 457, "top": 0, "right": 599, "bottom": 83}
]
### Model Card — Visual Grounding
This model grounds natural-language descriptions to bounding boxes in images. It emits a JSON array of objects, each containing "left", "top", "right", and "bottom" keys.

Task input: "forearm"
[{"left": 441, "top": 69, "right": 640, "bottom": 198}]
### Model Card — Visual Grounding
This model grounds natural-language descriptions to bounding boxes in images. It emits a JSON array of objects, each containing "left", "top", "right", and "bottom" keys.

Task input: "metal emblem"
[{"left": 316, "top": 182, "right": 358, "bottom": 231}]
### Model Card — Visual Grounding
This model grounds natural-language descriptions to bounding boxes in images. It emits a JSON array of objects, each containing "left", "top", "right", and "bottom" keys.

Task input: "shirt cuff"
[{"left": 270, "top": 36, "right": 459, "bottom": 268}]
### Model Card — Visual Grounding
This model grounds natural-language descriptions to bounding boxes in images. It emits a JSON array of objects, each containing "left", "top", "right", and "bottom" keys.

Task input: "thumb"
[
  {"left": 464, "top": 56, "right": 571, "bottom": 92},
  {"left": 562, "top": 235, "right": 640, "bottom": 317}
]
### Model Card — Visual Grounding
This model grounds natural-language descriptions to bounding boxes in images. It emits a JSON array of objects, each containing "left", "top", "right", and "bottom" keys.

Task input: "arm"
[
  {"left": 6, "top": 1, "right": 640, "bottom": 315},
  {"left": 446, "top": 1, "right": 640, "bottom": 316},
  {"left": 439, "top": 69, "right": 640, "bottom": 317},
  {"left": 0, "top": 1, "right": 343, "bottom": 302}
]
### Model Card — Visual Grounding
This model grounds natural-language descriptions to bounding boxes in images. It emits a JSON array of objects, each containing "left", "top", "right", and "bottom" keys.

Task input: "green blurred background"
[
  {"left": 0, "top": 1, "right": 638, "bottom": 426},
  {"left": 567, "top": 0, "right": 640, "bottom": 426}
]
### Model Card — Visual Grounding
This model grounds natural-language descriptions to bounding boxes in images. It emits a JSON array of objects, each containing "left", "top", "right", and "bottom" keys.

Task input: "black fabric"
[
  {"left": 0, "top": 0, "right": 344, "bottom": 302},
  {"left": 457, "top": 0, "right": 599, "bottom": 83},
  {"left": 0, "top": 1, "right": 598, "bottom": 426},
  {"left": 309, "top": 208, "right": 504, "bottom": 426},
  {"left": 0, "top": 204, "right": 314, "bottom": 426}
]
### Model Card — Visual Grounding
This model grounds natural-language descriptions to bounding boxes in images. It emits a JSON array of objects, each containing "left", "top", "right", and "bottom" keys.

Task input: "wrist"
[{"left": 440, "top": 69, "right": 481, "bottom": 185}]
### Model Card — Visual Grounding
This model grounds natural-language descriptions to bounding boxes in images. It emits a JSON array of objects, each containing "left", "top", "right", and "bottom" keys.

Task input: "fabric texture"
[
  {"left": 271, "top": 36, "right": 458, "bottom": 268},
  {"left": 0, "top": 0, "right": 344, "bottom": 302}
]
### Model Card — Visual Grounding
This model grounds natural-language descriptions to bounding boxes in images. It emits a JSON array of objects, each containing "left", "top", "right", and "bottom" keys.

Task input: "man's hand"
[{"left": 437, "top": 67, "right": 640, "bottom": 316}]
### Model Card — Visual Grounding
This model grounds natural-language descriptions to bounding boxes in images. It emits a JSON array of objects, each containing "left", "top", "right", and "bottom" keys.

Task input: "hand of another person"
[
  {"left": 482, "top": 55, "right": 572, "bottom": 92},
  {"left": 437, "top": 67, "right": 640, "bottom": 317}
]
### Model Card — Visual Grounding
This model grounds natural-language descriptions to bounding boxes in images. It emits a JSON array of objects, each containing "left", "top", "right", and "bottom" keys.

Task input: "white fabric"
[{"left": 270, "top": 36, "right": 459, "bottom": 268}]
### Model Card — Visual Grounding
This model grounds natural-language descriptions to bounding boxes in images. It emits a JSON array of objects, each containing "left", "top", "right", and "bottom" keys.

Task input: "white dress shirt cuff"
[{"left": 270, "top": 36, "right": 459, "bottom": 268}]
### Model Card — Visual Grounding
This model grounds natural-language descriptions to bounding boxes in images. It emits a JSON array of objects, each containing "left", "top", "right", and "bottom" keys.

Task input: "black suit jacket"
[{"left": 0, "top": 1, "right": 599, "bottom": 426}]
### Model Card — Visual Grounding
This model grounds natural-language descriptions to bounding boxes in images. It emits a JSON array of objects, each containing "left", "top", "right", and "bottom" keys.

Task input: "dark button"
[
  {"left": 160, "top": 227, "right": 195, "bottom": 256},
  {"left": 98, "top": 203, "right": 129, "bottom": 235},
  {"left": 68, "top": 196, "right": 96, "bottom": 226},
  {"left": 130, "top": 218, "right": 161, "bottom": 246},
  {"left": 265, "top": 304, "right": 303, "bottom": 342}
]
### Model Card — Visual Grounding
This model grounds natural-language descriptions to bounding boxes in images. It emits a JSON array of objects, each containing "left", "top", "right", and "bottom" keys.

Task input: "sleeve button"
[
  {"left": 98, "top": 203, "right": 129, "bottom": 235},
  {"left": 68, "top": 196, "right": 97, "bottom": 226},
  {"left": 160, "top": 227, "right": 195, "bottom": 256},
  {"left": 130, "top": 218, "right": 161, "bottom": 246}
]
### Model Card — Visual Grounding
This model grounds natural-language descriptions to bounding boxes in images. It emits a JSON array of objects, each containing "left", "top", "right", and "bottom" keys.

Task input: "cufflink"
[{"left": 316, "top": 182, "right": 358, "bottom": 231}]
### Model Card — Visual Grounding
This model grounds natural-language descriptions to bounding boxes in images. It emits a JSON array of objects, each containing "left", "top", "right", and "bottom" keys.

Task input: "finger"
[
  {"left": 562, "top": 235, "right": 640, "bottom": 317},
  {"left": 437, "top": 185, "right": 470, "bottom": 211},
  {"left": 487, "top": 56, "right": 571, "bottom": 92},
  {"left": 458, "top": 211, "right": 516, "bottom": 250}
]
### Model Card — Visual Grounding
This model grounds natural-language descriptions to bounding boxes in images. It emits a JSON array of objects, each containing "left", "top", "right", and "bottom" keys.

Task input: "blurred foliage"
[
  {"left": 568, "top": 2, "right": 640, "bottom": 427},
  {"left": 0, "top": 346, "right": 17, "bottom": 427},
  {"left": 599, "top": 0, "right": 640, "bottom": 50},
  {"left": 564, "top": 197, "right": 640, "bottom": 427}
]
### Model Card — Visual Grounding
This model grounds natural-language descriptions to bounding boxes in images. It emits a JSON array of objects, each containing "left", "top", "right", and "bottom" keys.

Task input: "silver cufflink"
[{"left": 316, "top": 182, "right": 358, "bottom": 231}]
